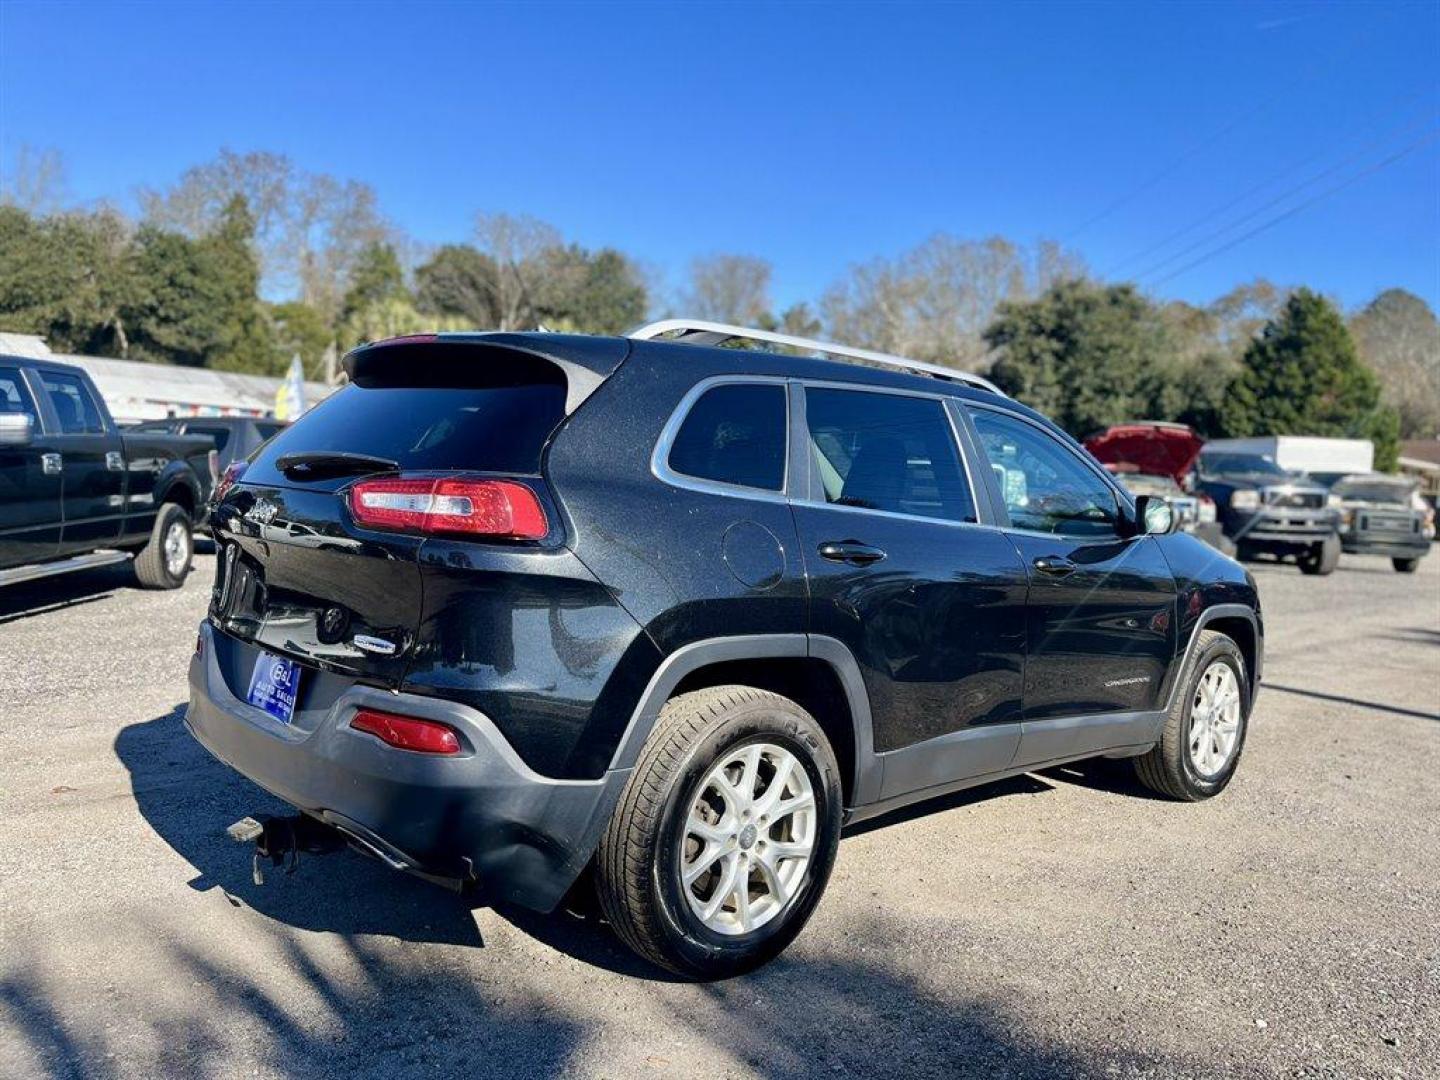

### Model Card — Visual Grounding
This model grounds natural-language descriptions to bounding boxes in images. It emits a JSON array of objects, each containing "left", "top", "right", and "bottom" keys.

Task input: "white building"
[{"left": 0, "top": 333, "right": 334, "bottom": 424}]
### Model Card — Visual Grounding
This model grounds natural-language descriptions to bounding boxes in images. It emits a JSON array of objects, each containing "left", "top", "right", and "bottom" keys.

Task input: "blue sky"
[{"left": 1, "top": 0, "right": 1437, "bottom": 313}]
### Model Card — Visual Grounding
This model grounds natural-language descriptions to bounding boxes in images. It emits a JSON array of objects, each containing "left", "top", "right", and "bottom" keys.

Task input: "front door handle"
[
  {"left": 818, "top": 541, "right": 887, "bottom": 566},
  {"left": 41, "top": 452, "right": 62, "bottom": 475},
  {"left": 105, "top": 450, "right": 125, "bottom": 471},
  {"left": 1033, "top": 556, "right": 1077, "bottom": 577}
]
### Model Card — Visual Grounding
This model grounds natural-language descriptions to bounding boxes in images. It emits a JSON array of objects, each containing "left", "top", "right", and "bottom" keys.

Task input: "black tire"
[
  {"left": 133, "top": 503, "right": 193, "bottom": 589},
  {"left": 1234, "top": 541, "right": 1256, "bottom": 563},
  {"left": 1298, "top": 534, "right": 1340, "bottom": 576},
  {"left": 595, "top": 686, "right": 843, "bottom": 979},
  {"left": 1393, "top": 557, "right": 1420, "bottom": 573},
  {"left": 1134, "top": 630, "right": 1250, "bottom": 801}
]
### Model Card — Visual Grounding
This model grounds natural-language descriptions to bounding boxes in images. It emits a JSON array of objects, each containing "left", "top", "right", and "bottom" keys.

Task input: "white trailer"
[{"left": 1202, "top": 436, "right": 1373, "bottom": 476}]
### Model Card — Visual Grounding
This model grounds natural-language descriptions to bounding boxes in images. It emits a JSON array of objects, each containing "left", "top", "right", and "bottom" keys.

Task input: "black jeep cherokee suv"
[{"left": 187, "top": 324, "right": 1263, "bottom": 978}]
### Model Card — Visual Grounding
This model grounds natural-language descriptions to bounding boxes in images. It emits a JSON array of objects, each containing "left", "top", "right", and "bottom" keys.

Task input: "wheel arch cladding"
[
  {"left": 672, "top": 656, "right": 858, "bottom": 805},
  {"left": 1203, "top": 614, "right": 1259, "bottom": 704}
]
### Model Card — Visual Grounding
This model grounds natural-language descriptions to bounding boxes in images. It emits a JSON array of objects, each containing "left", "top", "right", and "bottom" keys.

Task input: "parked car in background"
[
  {"left": 1195, "top": 450, "right": 1340, "bottom": 575},
  {"left": 129, "top": 416, "right": 288, "bottom": 475},
  {"left": 1, "top": 355, "right": 215, "bottom": 589},
  {"left": 187, "top": 321, "right": 1263, "bottom": 978},
  {"left": 129, "top": 416, "right": 287, "bottom": 532},
  {"left": 1082, "top": 422, "right": 1232, "bottom": 555},
  {"left": 1306, "top": 472, "right": 1432, "bottom": 573}
]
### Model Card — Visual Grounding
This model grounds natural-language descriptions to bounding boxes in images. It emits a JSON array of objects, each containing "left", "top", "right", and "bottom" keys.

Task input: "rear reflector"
[
  {"left": 350, "top": 709, "right": 461, "bottom": 754},
  {"left": 348, "top": 476, "right": 547, "bottom": 539}
]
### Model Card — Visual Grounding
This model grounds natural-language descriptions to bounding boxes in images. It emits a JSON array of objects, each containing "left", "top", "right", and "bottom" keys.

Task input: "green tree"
[
  {"left": 535, "top": 246, "right": 646, "bottom": 333},
  {"left": 414, "top": 244, "right": 501, "bottom": 327},
  {"left": 1224, "top": 288, "right": 1400, "bottom": 470},
  {"left": 335, "top": 243, "right": 430, "bottom": 349},
  {"left": 204, "top": 196, "right": 274, "bottom": 373},
  {"left": 0, "top": 205, "right": 136, "bottom": 356},
  {"left": 984, "top": 279, "right": 1174, "bottom": 435},
  {"left": 268, "top": 300, "right": 333, "bottom": 378}
]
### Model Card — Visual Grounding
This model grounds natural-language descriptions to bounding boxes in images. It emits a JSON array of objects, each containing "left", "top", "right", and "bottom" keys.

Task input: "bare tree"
[
  {"left": 472, "top": 212, "right": 563, "bottom": 330},
  {"left": 1351, "top": 289, "right": 1440, "bottom": 438},
  {"left": 683, "top": 254, "right": 772, "bottom": 325},
  {"left": 820, "top": 234, "right": 1084, "bottom": 369},
  {"left": 0, "top": 145, "right": 70, "bottom": 215},
  {"left": 138, "top": 149, "right": 395, "bottom": 319}
]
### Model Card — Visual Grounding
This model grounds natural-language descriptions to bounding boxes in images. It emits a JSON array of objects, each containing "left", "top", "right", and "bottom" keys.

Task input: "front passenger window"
[{"left": 969, "top": 408, "right": 1120, "bottom": 537}]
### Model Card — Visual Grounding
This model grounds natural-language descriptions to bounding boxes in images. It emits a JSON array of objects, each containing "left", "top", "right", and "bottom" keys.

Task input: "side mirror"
[
  {"left": 0, "top": 412, "right": 33, "bottom": 447},
  {"left": 1134, "top": 494, "right": 1178, "bottom": 536}
]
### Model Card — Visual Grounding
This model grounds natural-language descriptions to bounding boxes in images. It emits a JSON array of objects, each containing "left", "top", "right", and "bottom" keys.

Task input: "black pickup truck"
[{"left": 1, "top": 354, "right": 216, "bottom": 589}]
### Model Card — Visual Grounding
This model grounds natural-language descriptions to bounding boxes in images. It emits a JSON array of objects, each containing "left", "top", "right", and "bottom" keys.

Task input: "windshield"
[
  {"left": 1200, "top": 453, "right": 1287, "bottom": 478},
  {"left": 1331, "top": 479, "right": 1414, "bottom": 505}
]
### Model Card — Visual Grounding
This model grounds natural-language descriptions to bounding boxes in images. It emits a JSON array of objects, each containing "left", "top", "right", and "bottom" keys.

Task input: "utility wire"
[
  {"left": 1146, "top": 127, "right": 1440, "bottom": 288},
  {"left": 1130, "top": 111, "right": 1438, "bottom": 282},
  {"left": 1063, "top": 26, "right": 1382, "bottom": 242},
  {"left": 1105, "top": 85, "right": 1433, "bottom": 276}
]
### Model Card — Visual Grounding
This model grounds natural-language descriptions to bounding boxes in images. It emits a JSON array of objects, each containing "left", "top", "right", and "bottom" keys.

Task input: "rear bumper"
[{"left": 185, "top": 622, "right": 628, "bottom": 911}]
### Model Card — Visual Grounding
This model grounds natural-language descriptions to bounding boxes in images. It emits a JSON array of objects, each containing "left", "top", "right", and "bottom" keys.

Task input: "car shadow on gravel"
[
  {"left": 0, "top": 561, "right": 135, "bottom": 624},
  {"left": 114, "top": 706, "right": 485, "bottom": 948},
  {"left": 96, "top": 709, "right": 1183, "bottom": 1076}
]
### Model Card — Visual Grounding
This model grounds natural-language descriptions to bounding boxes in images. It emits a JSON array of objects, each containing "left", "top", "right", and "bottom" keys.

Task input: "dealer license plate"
[{"left": 246, "top": 651, "right": 301, "bottom": 724}]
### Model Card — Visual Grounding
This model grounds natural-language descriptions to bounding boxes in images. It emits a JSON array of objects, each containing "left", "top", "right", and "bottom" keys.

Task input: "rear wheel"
[
  {"left": 134, "top": 502, "right": 193, "bottom": 589},
  {"left": 1135, "top": 630, "right": 1249, "bottom": 801},
  {"left": 1393, "top": 557, "right": 1420, "bottom": 573},
  {"left": 1298, "top": 535, "right": 1340, "bottom": 576},
  {"left": 595, "top": 686, "right": 842, "bottom": 979}
]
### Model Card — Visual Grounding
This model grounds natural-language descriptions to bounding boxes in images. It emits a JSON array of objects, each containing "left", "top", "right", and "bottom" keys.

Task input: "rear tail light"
[
  {"left": 207, "top": 449, "right": 220, "bottom": 487},
  {"left": 213, "top": 460, "right": 247, "bottom": 503},
  {"left": 1197, "top": 495, "right": 1217, "bottom": 524},
  {"left": 348, "top": 476, "right": 547, "bottom": 539},
  {"left": 350, "top": 709, "right": 461, "bottom": 754}
]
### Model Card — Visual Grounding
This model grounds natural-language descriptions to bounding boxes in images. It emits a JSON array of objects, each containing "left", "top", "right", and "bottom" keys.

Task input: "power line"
[
  {"left": 1062, "top": 27, "right": 1382, "bottom": 242},
  {"left": 1130, "top": 111, "right": 1438, "bottom": 282},
  {"left": 1105, "top": 85, "right": 1433, "bottom": 276},
  {"left": 1146, "top": 127, "right": 1440, "bottom": 288}
]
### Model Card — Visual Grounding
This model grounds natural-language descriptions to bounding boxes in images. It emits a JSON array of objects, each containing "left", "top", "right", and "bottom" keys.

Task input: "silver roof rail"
[{"left": 627, "top": 318, "right": 1005, "bottom": 396}]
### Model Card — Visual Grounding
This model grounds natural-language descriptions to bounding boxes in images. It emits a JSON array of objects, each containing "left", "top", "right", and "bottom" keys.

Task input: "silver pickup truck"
[{"left": 1, "top": 354, "right": 216, "bottom": 589}]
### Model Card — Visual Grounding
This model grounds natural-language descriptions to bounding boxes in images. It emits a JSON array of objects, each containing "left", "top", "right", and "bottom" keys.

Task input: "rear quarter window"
[{"left": 666, "top": 382, "right": 787, "bottom": 492}]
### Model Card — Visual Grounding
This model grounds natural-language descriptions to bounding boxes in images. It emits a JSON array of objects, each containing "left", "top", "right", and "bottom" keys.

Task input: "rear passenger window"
[
  {"left": 804, "top": 387, "right": 975, "bottom": 523},
  {"left": 40, "top": 371, "right": 106, "bottom": 434},
  {"left": 668, "top": 383, "right": 787, "bottom": 492}
]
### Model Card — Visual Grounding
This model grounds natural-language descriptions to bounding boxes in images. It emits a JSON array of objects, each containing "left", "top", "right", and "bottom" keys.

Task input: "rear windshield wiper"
[{"left": 274, "top": 451, "right": 400, "bottom": 479}]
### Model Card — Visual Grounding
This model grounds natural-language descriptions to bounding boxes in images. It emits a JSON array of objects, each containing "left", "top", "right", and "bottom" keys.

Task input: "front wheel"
[
  {"left": 595, "top": 686, "right": 843, "bottom": 979},
  {"left": 1298, "top": 535, "right": 1340, "bottom": 576},
  {"left": 1393, "top": 557, "right": 1420, "bottom": 573},
  {"left": 134, "top": 502, "right": 193, "bottom": 589},
  {"left": 1134, "top": 630, "right": 1250, "bottom": 801}
]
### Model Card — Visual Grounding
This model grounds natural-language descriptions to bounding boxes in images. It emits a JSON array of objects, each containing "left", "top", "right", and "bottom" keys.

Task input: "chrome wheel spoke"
[
  {"left": 680, "top": 741, "right": 818, "bottom": 936},
  {"left": 1188, "top": 661, "right": 1243, "bottom": 778}
]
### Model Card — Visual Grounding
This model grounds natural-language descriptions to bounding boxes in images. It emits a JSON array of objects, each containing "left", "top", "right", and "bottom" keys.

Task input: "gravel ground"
[{"left": 1, "top": 549, "right": 1437, "bottom": 1079}]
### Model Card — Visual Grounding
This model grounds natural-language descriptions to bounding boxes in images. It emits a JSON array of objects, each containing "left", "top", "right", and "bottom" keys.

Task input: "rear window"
[
  {"left": 186, "top": 424, "right": 232, "bottom": 453},
  {"left": 246, "top": 381, "right": 567, "bottom": 486}
]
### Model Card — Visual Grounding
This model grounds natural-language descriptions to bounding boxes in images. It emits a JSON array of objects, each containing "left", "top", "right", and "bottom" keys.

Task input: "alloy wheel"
[{"left": 679, "top": 742, "right": 817, "bottom": 936}]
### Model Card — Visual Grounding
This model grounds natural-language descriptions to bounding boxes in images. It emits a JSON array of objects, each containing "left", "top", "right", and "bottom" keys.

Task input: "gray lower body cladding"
[{"left": 185, "top": 622, "right": 628, "bottom": 912}]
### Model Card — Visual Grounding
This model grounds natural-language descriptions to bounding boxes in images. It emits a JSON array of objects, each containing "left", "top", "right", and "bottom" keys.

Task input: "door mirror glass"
[
  {"left": 1136, "top": 494, "right": 1177, "bottom": 535},
  {"left": 0, "top": 411, "right": 33, "bottom": 447}
]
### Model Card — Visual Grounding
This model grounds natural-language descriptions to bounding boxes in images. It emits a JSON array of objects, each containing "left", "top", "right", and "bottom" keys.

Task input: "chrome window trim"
[
  {"left": 650, "top": 375, "right": 792, "bottom": 503},
  {"left": 964, "top": 400, "right": 1137, "bottom": 542},
  {"left": 794, "top": 380, "right": 981, "bottom": 527}
]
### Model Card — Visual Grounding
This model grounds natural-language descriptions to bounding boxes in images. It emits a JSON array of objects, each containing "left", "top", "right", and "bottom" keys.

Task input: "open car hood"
[{"left": 1084, "top": 423, "right": 1205, "bottom": 485}]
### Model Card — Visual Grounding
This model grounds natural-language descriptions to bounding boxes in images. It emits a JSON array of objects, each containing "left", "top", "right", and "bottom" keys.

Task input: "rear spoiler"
[{"left": 343, "top": 333, "right": 633, "bottom": 414}]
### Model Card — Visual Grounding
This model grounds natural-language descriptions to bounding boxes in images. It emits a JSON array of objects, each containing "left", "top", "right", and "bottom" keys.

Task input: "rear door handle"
[
  {"left": 1033, "top": 556, "right": 1077, "bottom": 577},
  {"left": 818, "top": 541, "right": 887, "bottom": 566}
]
